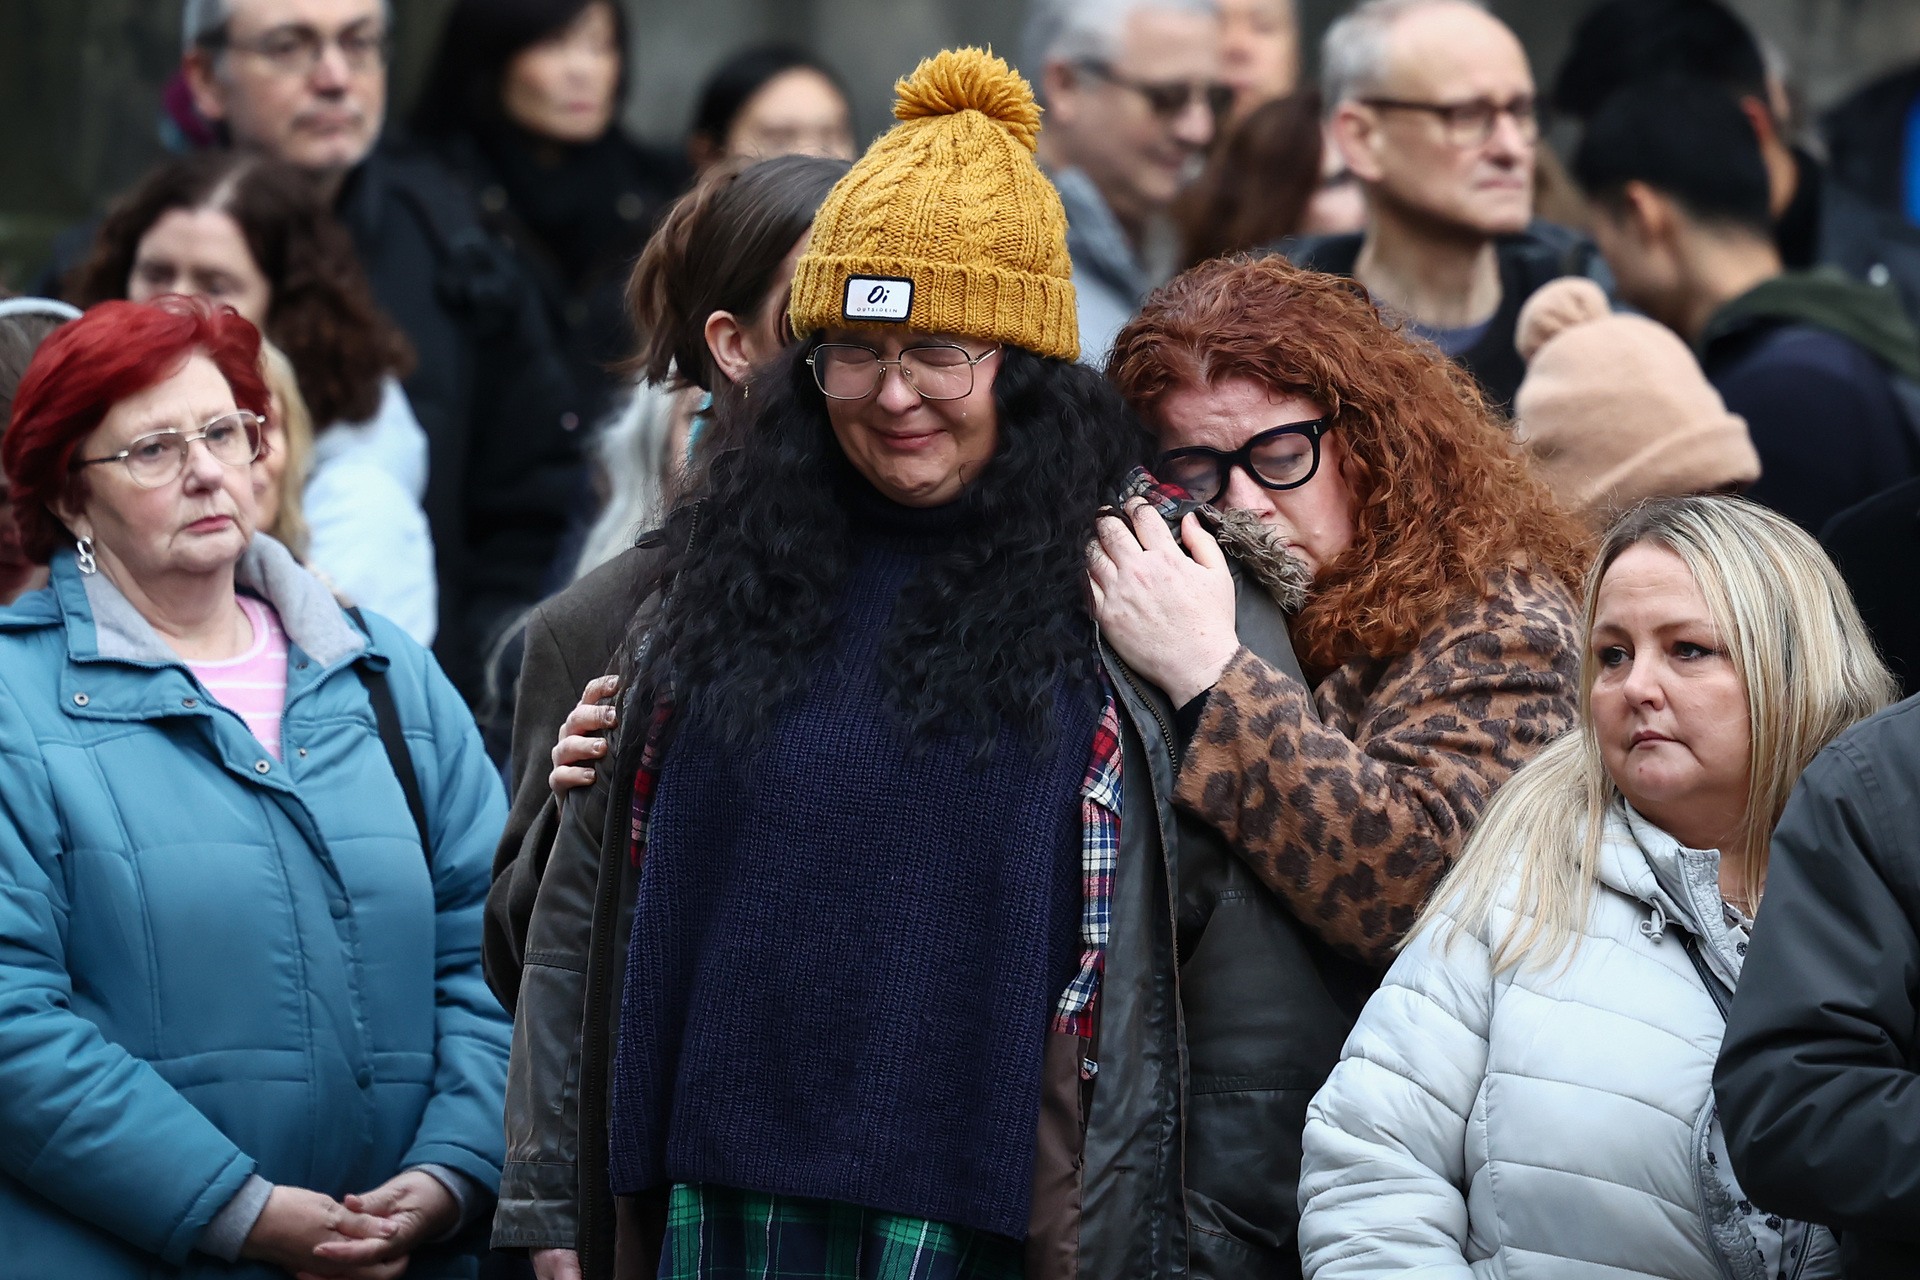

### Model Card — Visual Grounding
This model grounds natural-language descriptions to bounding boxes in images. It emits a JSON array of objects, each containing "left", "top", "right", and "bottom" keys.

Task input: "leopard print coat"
[{"left": 1174, "top": 560, "right": 1580, "bottom": 969}]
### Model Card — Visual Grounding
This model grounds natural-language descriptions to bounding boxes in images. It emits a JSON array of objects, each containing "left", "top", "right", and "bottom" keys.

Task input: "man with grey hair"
[
  {"left": 1026, "top": 0, "right": 1226, "bottom": 362},
  {"left": 176, "top": 0, "right": 584, "bottom": 708},
  {"left": 1291, "top": 0, "right": 1593, "bottom": 410}
]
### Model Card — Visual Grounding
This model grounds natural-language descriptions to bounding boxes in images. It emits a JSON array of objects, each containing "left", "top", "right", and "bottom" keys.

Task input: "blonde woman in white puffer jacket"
[{"left": 1298, "top": 497, "right": 1894, "bottom": 1280}]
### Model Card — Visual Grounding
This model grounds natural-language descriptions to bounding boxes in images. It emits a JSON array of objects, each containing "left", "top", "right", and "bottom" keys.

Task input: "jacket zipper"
[{"left": 1101, "top": 635, "right": 1180, "bottom": 771}]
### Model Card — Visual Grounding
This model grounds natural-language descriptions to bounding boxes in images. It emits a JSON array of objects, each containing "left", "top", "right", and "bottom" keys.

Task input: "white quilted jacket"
[{"left": 1297, "top": 803, "right": 1840, "bottom": 1280}]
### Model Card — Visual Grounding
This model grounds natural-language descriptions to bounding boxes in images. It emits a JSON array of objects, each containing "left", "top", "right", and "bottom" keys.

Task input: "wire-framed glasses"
[
  {"left": 807, "top": 343, "right": 1000, "bottom": 401},
  {"left": 1155, "top": 417, "right": 1333, "bottom": 505},
  {"left": 73, "top": 411, "right": 266, "bottom": 489}
]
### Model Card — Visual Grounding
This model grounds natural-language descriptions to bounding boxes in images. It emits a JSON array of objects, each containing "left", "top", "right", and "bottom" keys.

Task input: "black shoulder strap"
[{"left": 346, "top": 606, "right": 433, "bottom": 867}]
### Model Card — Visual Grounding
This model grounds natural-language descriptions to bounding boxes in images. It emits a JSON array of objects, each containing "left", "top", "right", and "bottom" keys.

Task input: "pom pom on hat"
[
  {"left": 892, "top": 47, "right": 1042, "bottom": 153},
  {"left": 1515, "top": 277, "right": 1612, "bottom": 363}
]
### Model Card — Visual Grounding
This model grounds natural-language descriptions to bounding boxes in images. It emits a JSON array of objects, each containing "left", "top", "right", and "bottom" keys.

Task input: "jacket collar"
[
  {"left": 1051, "top": 167, "right": 1150, "bottom": 303},
  {"left": 53, "top": 534, "right": 367, "bottom": 670},
  {"left": 1596, "top": 802, "right": 1744, "bottom": 985}
]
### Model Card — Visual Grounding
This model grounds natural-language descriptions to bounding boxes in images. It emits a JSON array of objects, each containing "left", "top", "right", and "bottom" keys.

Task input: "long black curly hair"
[{"left": 622, "top": 338, "right": 1151, "bottom": 751}]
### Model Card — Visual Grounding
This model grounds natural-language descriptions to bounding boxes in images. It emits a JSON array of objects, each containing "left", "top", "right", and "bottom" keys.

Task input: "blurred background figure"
[
  {"left": 1177, "top": 89, "right": 1322, "bottom": 267},
  {"left": 65, "top": 151, "right": 437, "bottom": 643},
  {"left": 482, "top": 153, "right": 847, "bottom": 773},
  {"left": 177, "top": 0, "right": 582, "bottom": 703},
  {"left": 1302, "top": 0, "right": 1597, "bottom": 412},
  {"left": 1027, "top": 0, "right": 1226, "bottom": 363},
  {"left": 1552, "top": 0, "right": 1920, "bottom": 323},
  {"left": 1823, "top": 59, "right": 1920, "bottom": 230},
  {"left": 1572, "top": 78, "right": 1920, "bottom": 535},
  {"left": 1512, "top": 277, "right": 1760, "bottom": 527},
  {"left": 414, "top": 0, "right": 689, "bottom": 425},
  {"left": 1217, "top": 0, "right": 1299, "bottom": 124},
  {"left": 253, "top": 339, "right": 314, "bottom": 561},
  {"left": 1300, "top": 131, "right": 1368, "bottom": 238},
  {"left": 574, "top": 153, "right": 848, "bottom": 579},
  {"left": 0, "top": 297, "right": 79, "bottom": 605},
  {"left": 1820, "top": 475, "right": 1920, "bottom": 697},
  {"left": 685, "top": 43, "right": 857, "bottom": 172}
]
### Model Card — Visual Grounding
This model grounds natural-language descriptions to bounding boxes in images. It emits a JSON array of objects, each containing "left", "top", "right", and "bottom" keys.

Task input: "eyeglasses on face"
[
  {"left": 1074, "top": 60, "right": 1235, "bottom": 124},
  {"left": 806, "top": 343, "right": 1000, "bottom": 402},
  {"left": 1154, "top": 417, "right": 1333, "bottom": 506},
  {"left": 1359, "top": 94, "right": 1540, "bottom": 148},
  {"left": 207, "top": 22, "right": 393, "bottom": 76},
  {"left": 73, "top": 411, "right": 267, "bottom": 489}
]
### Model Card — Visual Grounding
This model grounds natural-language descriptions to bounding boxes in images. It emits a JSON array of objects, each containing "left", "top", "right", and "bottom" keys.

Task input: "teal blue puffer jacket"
[{"left": 0, "top": 540, "right": 511, "bottom": 1278}]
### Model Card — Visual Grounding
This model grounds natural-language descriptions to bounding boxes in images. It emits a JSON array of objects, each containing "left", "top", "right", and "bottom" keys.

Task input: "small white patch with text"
[{"left": 843, "top": 276, "right": 914, "bottom": 323}]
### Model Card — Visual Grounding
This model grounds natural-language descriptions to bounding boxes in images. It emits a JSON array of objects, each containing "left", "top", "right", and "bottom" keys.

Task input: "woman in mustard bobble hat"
[{"left": 490, "top": 47, "right": 1163, "bottom": 1280}]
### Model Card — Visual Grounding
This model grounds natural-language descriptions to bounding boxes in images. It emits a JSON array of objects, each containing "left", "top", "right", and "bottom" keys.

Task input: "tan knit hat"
[
  {"left": 786, "top": 47, "right": 1079, "bottom": 361},
  {"left": 1513, "top": 278, "right": 1761, "bottom": 524}
]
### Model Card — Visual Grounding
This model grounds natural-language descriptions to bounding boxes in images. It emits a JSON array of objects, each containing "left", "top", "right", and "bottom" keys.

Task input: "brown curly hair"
[
  {"left": 65, "top": 152, "right": 412, "bottom": 431},
  {"left": 1108, "top": 254, "right": 1588, "bottom": 674}
]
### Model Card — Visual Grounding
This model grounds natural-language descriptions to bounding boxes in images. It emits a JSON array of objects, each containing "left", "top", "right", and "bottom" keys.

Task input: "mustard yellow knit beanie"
[{"left": 787, "top": 47, "right": 1079, "bottom": 362}]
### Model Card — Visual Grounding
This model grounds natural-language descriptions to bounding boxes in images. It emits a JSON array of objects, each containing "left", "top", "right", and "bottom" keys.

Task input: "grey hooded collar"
[
  {"left": 1598, "top": 802, "right": 1745, "bottom": 989},
  {"left": 73, "top": 534, "right": 368, "bottom": 669}
]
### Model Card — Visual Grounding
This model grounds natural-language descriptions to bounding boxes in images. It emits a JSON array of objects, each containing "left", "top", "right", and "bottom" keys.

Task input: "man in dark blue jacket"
[{"left": 1573, "top": 78, "right": 1920, "bottom": 535}]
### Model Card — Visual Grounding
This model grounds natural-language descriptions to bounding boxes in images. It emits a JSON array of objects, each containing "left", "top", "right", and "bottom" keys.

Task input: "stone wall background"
[{"left": 4, "top": 0, "right": 1917, "bottom": 287}]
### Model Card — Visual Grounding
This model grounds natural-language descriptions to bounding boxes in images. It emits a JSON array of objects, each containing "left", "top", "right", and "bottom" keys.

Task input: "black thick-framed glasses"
[
  {"left": 1155, "top": 417, "right": 1332, "bottom": 505},
  {"left": 1075, "top": 60, "right": 1234, "bottom": 124},
  {"left": 1359, "top": 94, "right": 1540, "bottom": 147},
  {"left": 73, "top": 411, "right": 266, "bottom": 489},
  {"left": 806, "top": 342, "right": 1000, "bottom": 401}
]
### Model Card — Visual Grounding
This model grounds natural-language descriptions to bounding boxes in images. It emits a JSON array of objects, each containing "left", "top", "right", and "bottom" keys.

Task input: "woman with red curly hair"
[
  {"left": 1093, "top": 253, "right": 1586, "bottom": 968},
  {"left": 0, "top": 297, "right": 509, "bottom": 1279}
]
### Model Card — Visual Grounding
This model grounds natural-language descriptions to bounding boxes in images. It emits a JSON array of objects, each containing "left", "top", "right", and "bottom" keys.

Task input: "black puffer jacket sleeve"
[{"left": 1715, "top": 702, "right": 1920, "bottom": 1254}]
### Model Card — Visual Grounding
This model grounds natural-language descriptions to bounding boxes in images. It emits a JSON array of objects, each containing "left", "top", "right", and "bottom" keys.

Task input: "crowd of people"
[{"left": 3, "top": 0, "right": 1920, "bottom": 1278}]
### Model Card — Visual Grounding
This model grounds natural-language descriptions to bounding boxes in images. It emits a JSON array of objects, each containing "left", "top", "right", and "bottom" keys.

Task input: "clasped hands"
[
  {"left": 242, "top": 1169, "right": 459, "bottom": 1280},
  {"left": 1088, "top": 500, "right": 1242, "bottom": 707}
]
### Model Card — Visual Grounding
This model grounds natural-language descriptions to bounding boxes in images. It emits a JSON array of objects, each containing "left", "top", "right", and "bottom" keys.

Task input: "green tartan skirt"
[{"left": 657, "top": 1184, "right": 1025, "bottom": 1279}]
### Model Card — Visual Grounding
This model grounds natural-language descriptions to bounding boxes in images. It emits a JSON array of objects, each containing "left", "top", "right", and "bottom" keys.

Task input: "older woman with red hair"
[
  {"left": 1092, "top": 254, "right": 1587, "bottom": 967},
  {"left": 0, "top": 296, "right": 509, "bottom": 1279}
]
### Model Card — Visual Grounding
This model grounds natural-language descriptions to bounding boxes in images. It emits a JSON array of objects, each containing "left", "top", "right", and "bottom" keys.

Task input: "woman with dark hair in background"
[
  {"left": 1177, "top": 89, "right": 1325, "bottom": 268},
  {"left": 416, "top": 0, "right": 690, "bottom": 421},
  {"left": 479, "top": 153, "right": 848, "bottom": 791},
  {"left": 65, "top": 151, "right": 435, "bottom": 643},
  {"left": 572, "top": 153, "right": 850, "bottom": 582},
  {"left": 685, "top": 43, "right": 858, "bottom": 172}
]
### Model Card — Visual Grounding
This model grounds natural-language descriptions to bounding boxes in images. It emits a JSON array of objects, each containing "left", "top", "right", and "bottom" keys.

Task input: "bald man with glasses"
[{"left": 1286, "top": 0, "right": 1604, "bottom": 411}]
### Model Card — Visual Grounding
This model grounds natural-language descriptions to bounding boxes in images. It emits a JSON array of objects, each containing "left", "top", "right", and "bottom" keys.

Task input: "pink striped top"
[{"left": 188, "top": 595, "right": 290, "bottom": 760}]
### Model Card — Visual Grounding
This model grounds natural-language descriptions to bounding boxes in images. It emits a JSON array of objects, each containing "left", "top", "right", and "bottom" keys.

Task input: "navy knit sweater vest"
[{"left": 607, "top": 478, "right": 1096, "bottom": 1240}]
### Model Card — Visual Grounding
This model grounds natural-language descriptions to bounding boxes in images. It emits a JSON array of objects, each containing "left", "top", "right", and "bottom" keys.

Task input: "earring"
[{"left": 75, "top": 536, "right": 97, "bottom": 575}]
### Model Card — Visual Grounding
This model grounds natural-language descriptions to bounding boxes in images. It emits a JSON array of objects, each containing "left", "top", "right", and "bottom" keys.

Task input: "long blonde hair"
[
  {"left": 257, "top": 341, "right": 313, "bottom": 559},
  {"left": 1421, "top": 495, "right": 1896, "bottom": 971}
]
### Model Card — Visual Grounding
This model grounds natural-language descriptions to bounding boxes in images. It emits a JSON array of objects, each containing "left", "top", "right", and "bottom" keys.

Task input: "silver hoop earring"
[{"left": 75, "top": 536, "right": 97, "bottom": 575}]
